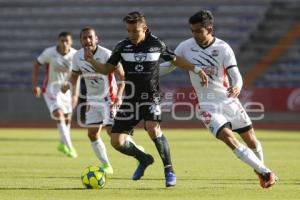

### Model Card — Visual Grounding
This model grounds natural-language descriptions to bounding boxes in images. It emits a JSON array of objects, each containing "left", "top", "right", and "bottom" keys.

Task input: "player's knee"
[
  {"left": 217, "top": 129, "right": 240, "bottom": 150},
  {"left": 52, "top": 109, "right": 64, "bottom": 121},
  {"left": 145, "top": 122, "right": 160, "bottom": 135},
  {"left": 87, "top": 132, "right": 99, "bottom": 141},
  {"left": 110, "top": 134, "right": 122, "bottom": 149}
]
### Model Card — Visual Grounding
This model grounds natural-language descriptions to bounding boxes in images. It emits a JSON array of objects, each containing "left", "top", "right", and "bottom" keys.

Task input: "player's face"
[
  {"left": 126, "top": 22, "right": 147, "bottom": 45},
  {"left": 80, "top": 30, "right": 98, "bottom": 51},
  {"left": 190, "top": 23, "right": 213, "bottom": 46},
  {"left": 58, "top": 35, "right": 72, "bottom": 54}
]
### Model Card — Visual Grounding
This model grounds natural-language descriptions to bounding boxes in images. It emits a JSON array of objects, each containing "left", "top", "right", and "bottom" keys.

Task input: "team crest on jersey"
[
  {"left": 211, "top": 49, "right": 219, "bottom": 57},
  {"left": 134, "top": 52, "right": 147, "bottom": 63}
]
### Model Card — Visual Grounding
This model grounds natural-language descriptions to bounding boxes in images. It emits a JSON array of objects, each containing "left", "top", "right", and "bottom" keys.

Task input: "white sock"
[
  {"left": 57, "top": 122, "right": 73, "bottom": 149},
  {"left": 91, "top": 138, "right": 110, "bottom": 165},
  {"left": 251, "top": 141, "right": 264, "bottom": 163},
  {"left": 233, "top": 145, "right": 270, "bottom": 174}
]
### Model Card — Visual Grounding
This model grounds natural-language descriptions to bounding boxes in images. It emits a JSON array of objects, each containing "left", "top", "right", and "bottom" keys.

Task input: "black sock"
[
  {"left": 153, "top": 134, "right": 174, "bottom": 172},
  {"left": 118, "top": 140, "right": 148, "bottom": 163}
]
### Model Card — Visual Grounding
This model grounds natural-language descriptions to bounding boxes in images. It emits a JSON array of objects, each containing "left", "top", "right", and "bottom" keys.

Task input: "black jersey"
[{"left": 107, "top": 31, "right": 175, "bottom": 99}]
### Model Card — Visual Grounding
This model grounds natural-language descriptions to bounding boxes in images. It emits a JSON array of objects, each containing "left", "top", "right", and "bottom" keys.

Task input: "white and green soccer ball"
[{"left": 81, "top": 166, "right": 106, "bottom": 189}]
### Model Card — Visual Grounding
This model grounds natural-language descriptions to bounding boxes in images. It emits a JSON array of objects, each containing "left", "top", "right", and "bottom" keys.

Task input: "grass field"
[{"left": 0, "top": 128, "right": 299, "bottom": 200}]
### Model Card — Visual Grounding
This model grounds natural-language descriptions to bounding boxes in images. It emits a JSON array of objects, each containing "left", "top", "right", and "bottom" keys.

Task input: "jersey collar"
[{"left": 195, "top": 36, "right": 216, "bottom": 49}]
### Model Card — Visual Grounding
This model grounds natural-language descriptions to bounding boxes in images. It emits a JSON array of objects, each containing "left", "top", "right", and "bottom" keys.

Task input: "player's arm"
[
  {"left": 159, "top": 62, "right": 177, "bottom": 76},
  {"left": 226, "top": 66, "right": 243, "bottom": 98},
  {"left": 113, "top": 64, "right": 125, "bottom": 108},
  {"left": 32, "top": 60, "right": 42, "bottom": 98},
  {"left": 62, "top": 71, "right": 80, "bottom": 108},
  {"left": 171, "top": 56, "right": 208, "bottom": 87},
  {"left": 84, "top": 47, "right": 115, "bottom": 75}
]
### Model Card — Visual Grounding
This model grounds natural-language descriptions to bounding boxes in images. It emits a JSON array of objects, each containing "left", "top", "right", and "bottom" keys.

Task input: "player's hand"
[
  {"left": 84, "top": 47, "right": 94, "bottom": 63},
  {"left": 32, "top": 86, "right": 41, "bottom": 98},
  {"left": 61, "top": 83, "right": 70, "bottom": 94},
  {"left": 198, "top": 69, "right": 208, "bottom": 87},
  {"left": 72, "top": 95, "right": 78, "bottom": 109},
  {"left": 227, "top": 86, "right": 241, "bottom": 98},
  {"left": 112, "top": 97, "right": 122, "bottom": 110}
]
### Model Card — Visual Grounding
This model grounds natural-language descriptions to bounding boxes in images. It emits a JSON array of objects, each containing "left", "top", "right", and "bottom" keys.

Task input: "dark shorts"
[{"left": 111, "top": 99, "right": 162, "bottom": 135}]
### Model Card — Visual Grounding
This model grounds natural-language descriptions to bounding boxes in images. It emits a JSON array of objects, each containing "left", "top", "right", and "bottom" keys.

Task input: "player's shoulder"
[
  {"left": 113, "top": 39, "right": 130, "bottom": 51},
  {"left": 97, "top": 45, "right": 112, "bottom": 55},
  {"left": 176, "top": 38, "right": 195, "bottom": 49},
  {"left": 74, "top": 48, "right": 84, "bottom": 57},
  {"left": 147, "top": 32, "right": 166, "bottom": 47},
  {"left": 68, "top": 47, "right": 77, "bottom": 56},
  {"left": 42, "top": 46, "right": 57, "bottom": 54},
  {"left": 214, "top": 37, "right": 232, "bottom": 50}
]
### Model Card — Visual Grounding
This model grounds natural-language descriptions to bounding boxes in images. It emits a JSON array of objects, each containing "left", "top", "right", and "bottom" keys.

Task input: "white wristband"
[{"left": 193, "top": 65, "right": 202, "bottom": 74}]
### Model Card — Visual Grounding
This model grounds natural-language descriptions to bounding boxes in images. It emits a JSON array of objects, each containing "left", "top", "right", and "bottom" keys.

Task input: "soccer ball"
[{"left": 81, "top": 166, "right": 106, "bottom": 189}]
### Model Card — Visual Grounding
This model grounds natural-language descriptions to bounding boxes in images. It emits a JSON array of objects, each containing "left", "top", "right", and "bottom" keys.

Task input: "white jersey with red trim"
[
  {"left": 72, "top": 45, "right": 117, "bottom": 103},
  {"left": 175, "top": 37, "right": 237, "bottom": 103},
  {"left": 37, "top": 46, "right": 77, "bottom": 94}
]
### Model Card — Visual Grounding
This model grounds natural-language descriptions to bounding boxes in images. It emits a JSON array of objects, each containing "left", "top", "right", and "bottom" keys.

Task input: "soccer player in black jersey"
[{"left": 84, "top": 11, "right": 208, "bottom": 187}]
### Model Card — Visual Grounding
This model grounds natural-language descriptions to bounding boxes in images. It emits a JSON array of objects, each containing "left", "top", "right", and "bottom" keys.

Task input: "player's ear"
[
  {"left": 95, "top": 36, "right": 99, "bottom": 44},
  {"left": 207, "top": 26, "right": 213, "bottom": 35},
  {"left": 143, "top": 24, "right": 148, "bottom": 32}
]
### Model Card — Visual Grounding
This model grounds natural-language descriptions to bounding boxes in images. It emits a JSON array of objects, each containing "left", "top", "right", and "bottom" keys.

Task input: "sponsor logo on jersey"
[
  {"left": 211, "top": 49, "right": 219, "bottom": 57},
  {"left": 202, "top": 66, "right": 218, "bottom": 77},
  {"left": 191, "top": 47, "right": 199, "bottom": 52},
  {"left": 149, "top": 47, "right": 160, "bottom": 52},
  {"left": 135, "top": 64, "right": 144, "bottom": 72}
]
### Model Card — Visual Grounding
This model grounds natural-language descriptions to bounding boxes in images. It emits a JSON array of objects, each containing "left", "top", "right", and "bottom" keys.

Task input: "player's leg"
[
  {"left": 63, "top": 113, "right": 77, "bottom": 157},
  {"left": 145, "top": 121, "right": 176, "bottom": 187},
  {"left": 238, "top": 127, "right": 264, "bottom": 163},
  {"left": 88, "top": 125, "right": 113, "bottom": 174},
  {"left": 85, "top": 103, "right": 114, "bottom": 173},
  {"left": 218, "top": 127, "right": 276, "bottom": 188},
  {"left": 224, "top": 100, "right": 276, "bottom": 188},
  {"left": 52, "top": 109, "right": 76, "bottom": 157},
  {"left": 43, "top": 92, "right": 74, "bottom": 157},
  {"left": 110, "top": 104, "right": 154, "bottom": 180}
]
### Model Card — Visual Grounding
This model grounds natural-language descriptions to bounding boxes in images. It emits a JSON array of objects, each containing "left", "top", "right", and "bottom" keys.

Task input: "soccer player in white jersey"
[
  {"left": 32, "top": 32, "right": 78, "bottom": 158},
  {"left": 161, "top": 10, "right": 277, "bottom": 188},
  {"left": 63, "top": 27, "right": 141, "bottom": 174}
]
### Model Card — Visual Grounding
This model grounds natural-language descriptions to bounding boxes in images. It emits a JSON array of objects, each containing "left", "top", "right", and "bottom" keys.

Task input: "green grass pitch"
[{"left": 0, "top": 128, "right": 299, "bottom": 200}]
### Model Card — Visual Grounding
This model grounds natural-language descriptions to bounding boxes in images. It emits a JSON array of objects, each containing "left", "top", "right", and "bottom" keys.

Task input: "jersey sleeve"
[
  {"left": 106, "top": 42, "right": 122, "bottom": 67},
  {"left": 36, "top": 48, "right": 51, "bottom": 65},
  {"left": 71, "top": 53, "right": 81, "bottom": 73},
  {"left": 174, "top": 42, "right": 185, "bottom": 57},
  {"left": 159, "top": 40, "right": 176, "bottom": 61},
  {"left": 223, "top": 44, "right": 237, "bottom": 69}
]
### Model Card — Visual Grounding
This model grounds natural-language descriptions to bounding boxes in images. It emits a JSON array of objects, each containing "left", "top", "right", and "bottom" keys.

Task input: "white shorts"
[
  {"left": 43, "top": 90, "right": 72, "bottom": 114},
  {"left": 85, "top": 101, "right": 116, "bottom": 126},
  {"left": 198, "top": 98, "right": 252, "bottom": 137}
]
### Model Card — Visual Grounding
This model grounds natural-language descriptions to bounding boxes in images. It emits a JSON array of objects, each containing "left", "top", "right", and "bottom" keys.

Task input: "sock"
[
  {"left": 57, "top": 122, "right": 73, "bottom": 149},
  {"left": 91, "top": 138, "right": 110, "bottom": 165},
  {"left": 118, "top": 140, "right": 149, "bottom": 163},
  {"left": 251, "top": 141, "right": 264, "bottom": 163},
  {"left": 234, "top": 145, "right": 270, "bottom": 174},
  {"left": 153, "top": 134, "right": 174, "bottom": 172}
]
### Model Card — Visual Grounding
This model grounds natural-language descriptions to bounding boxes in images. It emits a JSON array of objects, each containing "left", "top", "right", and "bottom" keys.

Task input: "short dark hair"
[
  {"left": 58, "top": 31, "right": 72, "bottom": 38},
  {"left": 79, "top": 26, "right": 96, "bottom": 38},
  {"left": 123, "top": 11, "right": 146, "bottom": 24},
  {"left": 189, "top": 10, "right": 214, "bottom": 28}
]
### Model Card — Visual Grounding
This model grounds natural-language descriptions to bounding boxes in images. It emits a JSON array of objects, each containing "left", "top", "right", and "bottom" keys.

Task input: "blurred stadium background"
[{"left": 0, "top": 0, "right": 300, "bottom": 129}]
